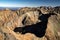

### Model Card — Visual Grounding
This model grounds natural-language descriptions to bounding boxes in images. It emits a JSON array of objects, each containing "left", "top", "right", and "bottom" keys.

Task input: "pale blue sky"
[{"left": 0, "top": 0, "right": 60, "bottom": 7}]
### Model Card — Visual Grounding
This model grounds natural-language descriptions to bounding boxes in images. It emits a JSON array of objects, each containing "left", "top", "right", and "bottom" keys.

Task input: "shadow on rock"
[{"left": 14, "top": 13, "right": 57, "bottom": 37}]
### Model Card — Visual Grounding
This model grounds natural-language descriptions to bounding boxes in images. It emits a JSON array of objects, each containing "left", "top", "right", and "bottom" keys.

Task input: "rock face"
[{"left": 0, "top": 6, "right": 60, "bottom": 40}]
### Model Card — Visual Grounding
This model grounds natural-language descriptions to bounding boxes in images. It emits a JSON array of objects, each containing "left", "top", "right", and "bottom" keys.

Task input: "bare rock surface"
[{"left": 0, "top": 7, "right": 60, "bottom": 40}]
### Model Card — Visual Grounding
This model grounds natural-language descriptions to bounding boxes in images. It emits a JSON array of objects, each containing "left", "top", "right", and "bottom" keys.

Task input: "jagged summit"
[{"left": 0, "top": 6, "right": 60, "bottom": 40}]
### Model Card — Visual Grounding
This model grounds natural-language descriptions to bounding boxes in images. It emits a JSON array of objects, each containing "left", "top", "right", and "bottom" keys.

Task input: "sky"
[{"left": 0, "top": 0, "right": 60, "bottom": 7}]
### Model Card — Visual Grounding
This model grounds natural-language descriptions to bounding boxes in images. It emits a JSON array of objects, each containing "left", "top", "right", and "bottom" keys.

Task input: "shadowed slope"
[{"left": 14, "top": 13, "right": 57, "bottom": 37}]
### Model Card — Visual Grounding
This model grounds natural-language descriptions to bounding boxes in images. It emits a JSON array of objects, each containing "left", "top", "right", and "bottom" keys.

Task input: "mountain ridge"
[{"left": 0, "top": 6, "right": 60, "bottom": 40}]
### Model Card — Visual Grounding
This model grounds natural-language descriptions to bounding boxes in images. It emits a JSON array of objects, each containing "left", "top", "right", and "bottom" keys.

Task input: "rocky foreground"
[{"left": 0, "top": 6, "right": 60, "bottom": 40}]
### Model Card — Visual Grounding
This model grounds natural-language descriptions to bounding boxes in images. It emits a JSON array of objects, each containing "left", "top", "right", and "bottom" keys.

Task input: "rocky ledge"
[{"left": 0, "top": 6, "right": 60, "bottom": 40}]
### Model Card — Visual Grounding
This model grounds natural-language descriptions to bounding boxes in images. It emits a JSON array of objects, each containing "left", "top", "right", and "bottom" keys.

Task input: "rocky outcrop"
[{"left": 0, "top": 6, "right": 60, "bottom": 40}]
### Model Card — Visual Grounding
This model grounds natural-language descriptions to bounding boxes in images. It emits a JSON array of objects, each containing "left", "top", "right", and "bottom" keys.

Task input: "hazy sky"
[{"left": 0, "top": 0, "right": 60, "bottom": 7}]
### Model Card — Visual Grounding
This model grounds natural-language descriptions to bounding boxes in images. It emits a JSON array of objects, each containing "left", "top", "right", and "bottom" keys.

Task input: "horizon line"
[{"left": 0, "top": 6, "right": 60, "bottom": 7}]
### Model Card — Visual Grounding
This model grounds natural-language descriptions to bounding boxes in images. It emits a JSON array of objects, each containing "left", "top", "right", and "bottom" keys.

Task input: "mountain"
[
  {"left": 0, "top": 7, "right": 22, "bottom": 10},
  {"left": 0, "top": 6, "right": 60, "bottom": 40}
]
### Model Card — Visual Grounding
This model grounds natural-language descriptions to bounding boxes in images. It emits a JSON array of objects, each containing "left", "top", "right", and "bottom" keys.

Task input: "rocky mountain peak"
[{"left": 0, "top": 6, "right": 60, "bottom": 40}]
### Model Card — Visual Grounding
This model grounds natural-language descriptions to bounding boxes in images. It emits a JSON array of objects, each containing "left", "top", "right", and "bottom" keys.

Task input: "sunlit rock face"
[{"left": 0, "top": 6, "right": 60, "bottom": 40}]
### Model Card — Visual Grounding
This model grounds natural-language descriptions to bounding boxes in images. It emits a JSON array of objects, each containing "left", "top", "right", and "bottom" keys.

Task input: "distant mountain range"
[
  {"left": 0, "top": 7, "right": 22, "bottom": 10},
  {"left": 0, "top": 6, "right": 60, "bottom": 10}
]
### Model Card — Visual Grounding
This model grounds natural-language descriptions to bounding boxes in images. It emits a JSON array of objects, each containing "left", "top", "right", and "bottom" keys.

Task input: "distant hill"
[{"left": 0, "top": 7, "right": 21, "bottom": 10}]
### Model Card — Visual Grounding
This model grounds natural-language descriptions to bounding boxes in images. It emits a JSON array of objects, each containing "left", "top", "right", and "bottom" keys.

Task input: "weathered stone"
[{"left": 0, "top": 7, "right": 60, "bottom": 40}]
